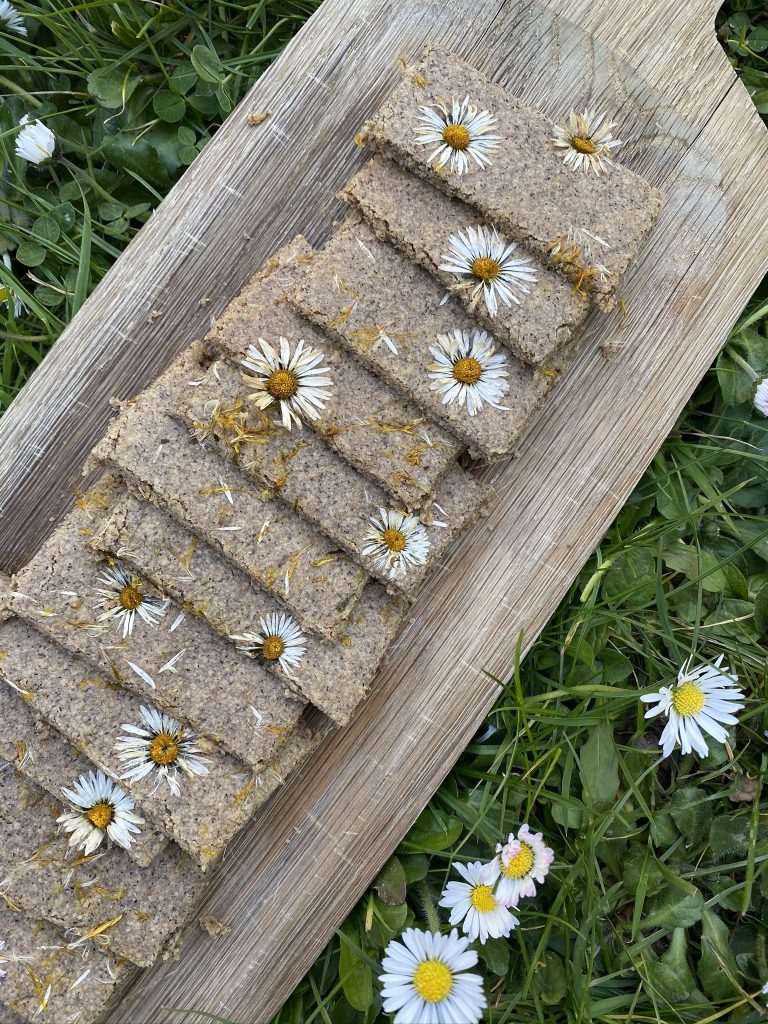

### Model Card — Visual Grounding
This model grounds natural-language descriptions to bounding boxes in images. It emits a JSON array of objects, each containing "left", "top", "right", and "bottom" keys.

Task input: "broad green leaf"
[
  {"left": 663, "top": 542, "right": 727, "bottom": 593},
  {"left": 579, "top": 723, "right": 618, "bottom": 811},
  {"left": 644, "top": 881, "right": 705, "bottom": 930},
  {"left": 709, "top": 814, "right": 750, "bottom": 858},
  {"left": 153, "top": 90, "right": 186, "bottom": 123},
  {"left": 31, "top": 215, "right": 60, "bottom": 243},
  {"left": 191, "top": 43, "right": 225, "bottom": 84},
  {"left": 602, "top": 548, "right": 655, "bottom": 606},
  {"left": 479, "top": 937, "right": 510, "bottom": 977},
  {"left": 373, "top": 856, "right": 407, "bottom": 906},
  {"left": 399, "top": 809, "right": 463, "bottom": 852},
  {"left": 697, "top": 910, "right": 741, "bottom": 1001},
  {"left": 531, "top": 951, "right": 567, "bottom": 1004},
  {"left": 338, "top": 925, "right": 373, "bottom": 1012},
  {"left": 15, "top": 240, "right": 46, "bottom": 267},
  {"left": 670, "top": 788, "right": 713, "bottom": 847},
  {"left": 87, "top": 66, "right": 139, "bottom": 108},
  {"left": 754, "top": 584, "right": 768, "bottom": 633},
  {"left": 400, "top": 854, "right": 429, "bottom": 884}
]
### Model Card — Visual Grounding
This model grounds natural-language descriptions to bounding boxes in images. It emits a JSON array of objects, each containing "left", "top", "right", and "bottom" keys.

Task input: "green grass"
[{"left": 1, "top": 3, "right": 767, "bottom": 1023}]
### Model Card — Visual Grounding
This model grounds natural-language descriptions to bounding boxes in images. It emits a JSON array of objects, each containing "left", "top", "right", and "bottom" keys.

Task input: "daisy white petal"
[
  {"left": 438, "top": 860, "right": 518, "bottom": 943},
  {"left": 57, "top": 770, "right": 144, "bottom": 854},
  {"left": 416, "top": 95, "right": 500, "bottom": 175},
  {"left": 641, "top": 657, "right": 744, "bottom": 759},
  {"left": 0, "top": 253, "right": 23, "bottom": 317},
  {"left": 551, "top": 109, "right": 622, "bottom": 175},
  {"left": 0, "top": 0, "right": 25, "bottom": 34},
  {"left": 242, "top": 336, "right": 333, "bottom": 430},
  {"left": 492, "top": 823, "right": 554, "bottom": 907},
  {"left": 428, "top": 327, "right": 509, "bottom": 416},
  {"left": 379, "top": 928, "right": 486, "bottom": 1024},
  {"left": 439, "top": 225, "right": 537, "bottom": 316},
  {"left": 230, "top": 612, "right": 307, "bottom": 674},
  {"left": 15, "top": 114, "right": 55, "bottom": 164},
  {"left": 363, "top": 508, "right": 430, "bottom": 580},
  {"left": 93, "top": 560, "right": 166, "bottom": 637},
  {"left": 115, "top": 705, "right": 209, "bottom": 797},
  {"left": 754, "top": 378, "right": 768, "bottom": 416}
]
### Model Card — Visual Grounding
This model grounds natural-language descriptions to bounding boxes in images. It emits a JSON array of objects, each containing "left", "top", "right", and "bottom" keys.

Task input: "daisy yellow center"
[
  {"left": 442, "top": 123, "right": 471, "bottom": 151},
  {"left": 149, "top": 732, "right": 181, "bottom": 766},
  {"left": 86, "top": 802, "right": 114, "bottom": 830},
  {"left": 119, "top": 584, "right": 143, "bottom": 610},
  {"left": 671, "top": 681, "right": 705, "bottom": 717},
  {"left": 453, "top": 356, "right": 482, "bottom": 385},
  {"left": 262, "top": 635, "right": 285, "bottom": 661},
  {"left": 572, "top": 135, "right": 596, "bottom": 154},
  {"left": 470, "top": 883, "right": 497, "bottom": 913},
  {"left": 470, "top": 256, "right": 501, "bottom": 282},
  {"left": 413, "top": 960, "right": 453, "bottom": 1003},
  {"left": 382, "top": 528, "right": 407, "bottom": 553},
  {"left": 267, "top": 368, "right": 299, "bottom": 400},
  {"left": 502, "top": 842, "right": 534, "bottom": 879}
]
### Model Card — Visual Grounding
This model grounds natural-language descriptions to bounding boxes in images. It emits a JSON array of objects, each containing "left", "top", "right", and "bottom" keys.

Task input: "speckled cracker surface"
[
  {"left": 0, "top": 768, "right": 206, "bottom": 969},
  {"left": 363, "top": 46, "right": 662, "bottom": 310},
  {"left": 92, "top": 493, "right": 407, "bottom": 724},
  {"left": 9, "top": 495, "right": 306, "bottom": 772},
  {"left": 207, "top": 236, "right": 461, "bottom": 508},
  {"left": 0, "top": 616, "right": 301, "bottom": 869},
  {"left": 174, "top": 349, "right": 491, "bottom": 597},
  {"left": 288, "top": 216, "right": 549, "bottom": 460},
  {"left": 0, "top": 684, "right": 166, "bottom": 868},
  {"left": 0, "top": 904, "right": 133, "bottom": 1024},
  {"left": 342, "top": 156, "right": 589, "bottom": 366},
  {"left": 90, "top": 364, "right": 367, "bottom": 640}
]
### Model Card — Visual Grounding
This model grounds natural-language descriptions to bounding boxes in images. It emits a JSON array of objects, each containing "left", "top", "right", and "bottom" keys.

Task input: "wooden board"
[{"left": 0, "top": 0, "right": 766, "bottom": 1019}]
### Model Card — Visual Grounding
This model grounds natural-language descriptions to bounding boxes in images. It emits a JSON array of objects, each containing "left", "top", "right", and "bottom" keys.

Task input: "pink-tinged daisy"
[{"left": 493, "top": 823, "right": 554, "bottom": 907}]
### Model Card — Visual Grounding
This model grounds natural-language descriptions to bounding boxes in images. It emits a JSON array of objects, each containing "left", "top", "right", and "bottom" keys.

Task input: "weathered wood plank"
[{"left": 0, "top": 0, "right": 766, "bottom": 1020}]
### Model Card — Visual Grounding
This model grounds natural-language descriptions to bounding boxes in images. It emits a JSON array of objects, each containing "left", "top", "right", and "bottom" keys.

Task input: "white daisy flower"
[
  {"left": 242, "top": 336, "right": 333, "bottom": 431},
  {"left": 492, "top": 824, "right": 555, "bottom": 908},
  {"left": 439, "top": 225, "right": 537, "bottom": 317},
  {"left": 640, "top": 655, "right": 745, "bottom": 759},
  {"left": 379, "top": 928, "right": 487, "bottom": 1024},
  {"left": 230, "top": 612, "right": 307, "bottom": 674},
  {"left": 416, "top": 95, "right": 500, "bottom": 175},
  {"left": 57, "top": 770, "right": 144, "bottom": 856},
  {"left": 15, "top": 114, "right": 55, "bottom": 165},
  {"left": 363, "top": 508, "right": 430, "bottom": 580},
  {"left": 754, "top": 378, "right": 768, "bottom": 416},
  {"left": 438, "top": 860, "right": 518, "bottom": 944},
  {"left": 0, "top": 0, "right": 26, "bottom": 36},
  {"left": 551, "top": 109, "right": 622, "bottom": 175},
  {"left": 428, "top": 328, "right": 509, "bottom": 416},
  {"left": 115, "top": 705, "right": 209, "bottom": 797},
  {"left": 94, "top": 561, "right": 166, "bottom": 637},
  {"left": 1, "top": 254, "right": 23, "bottom": 318}
]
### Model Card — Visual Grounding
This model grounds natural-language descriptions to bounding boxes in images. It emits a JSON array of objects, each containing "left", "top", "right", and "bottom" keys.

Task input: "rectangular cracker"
[
  {"left": 0, "top": 904, "right": 134, "bottom": 1024},
  {"left": 362, "top": 45, "right": 662, "bottom": 311},
  {"left": 0, "top": 683, "right": 166, "bottom": 868},
  {"left": 0, "top": 766, "right": 206, "bottom": 969},
  {"left": 91, "top": 492, "right": 407, "bottom": 725},
  {"left": 207, "top": 236, "right": 461, "bottom": 508},
  {"left": 8, "top": 487, "right": 306, "bottom": 773},
  {"left": 0, "top": 615, "right": 321, "bottom": 869},
  {"left": 288, "top": 215, "right": 549, "bottom": 460},
  {"left": 173, "top": 347, "right": 491, "bottom": 598},
  {"left": 341, "top": 156, "right": 589, "bottom": 366},
  {"left": 90, "top": 371, "right": 368, "bottom": 640}
]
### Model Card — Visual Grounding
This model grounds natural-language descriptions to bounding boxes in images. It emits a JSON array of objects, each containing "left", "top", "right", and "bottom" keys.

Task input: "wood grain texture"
[{"left": 0, "top": 0, "right": 765, "bottom": 1019}]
